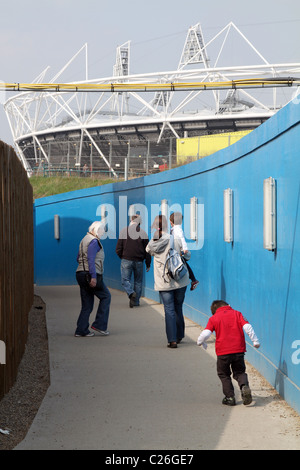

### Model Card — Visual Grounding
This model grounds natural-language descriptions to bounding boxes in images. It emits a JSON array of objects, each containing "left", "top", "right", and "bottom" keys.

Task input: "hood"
[{"left": 147, "top": 233, "right": 170, "bottom": 254}]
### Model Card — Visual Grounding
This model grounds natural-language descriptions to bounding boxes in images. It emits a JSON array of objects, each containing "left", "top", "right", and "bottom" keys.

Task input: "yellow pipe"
[{"left": 1, "top": 78, "right": 299, "bottom": 93}]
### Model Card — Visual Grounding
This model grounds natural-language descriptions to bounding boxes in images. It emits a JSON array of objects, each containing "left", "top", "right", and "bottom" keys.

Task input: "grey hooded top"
[{"left": 146, "top": 233, "right": 190, "bottom": 291}]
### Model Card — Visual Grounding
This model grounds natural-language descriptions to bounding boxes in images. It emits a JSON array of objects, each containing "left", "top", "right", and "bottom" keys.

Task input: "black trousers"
[
  {"left": 186, "top": 262, "right": 196, "bottom": 282},
  {"left": 217, "top": 353, "right": 249, "bottom": 398}
]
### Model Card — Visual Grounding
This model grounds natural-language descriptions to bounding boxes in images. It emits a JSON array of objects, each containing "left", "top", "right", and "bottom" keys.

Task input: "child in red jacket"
[{"left": 197, "top": 300, "right": 260, "bottom": 406}]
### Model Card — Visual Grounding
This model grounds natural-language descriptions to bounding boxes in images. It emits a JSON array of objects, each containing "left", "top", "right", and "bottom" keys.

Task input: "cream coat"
[
  {"left": 76, "top": 232, "right": 104, "bottom": 275},
  {"left": 146, "top": 233, "right": 190, "bottom": 291}
]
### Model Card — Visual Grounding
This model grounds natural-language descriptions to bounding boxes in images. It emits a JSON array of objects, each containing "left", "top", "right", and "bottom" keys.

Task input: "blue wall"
[{"left": 34, "top": 99, "right": 300, "bottom": 414}]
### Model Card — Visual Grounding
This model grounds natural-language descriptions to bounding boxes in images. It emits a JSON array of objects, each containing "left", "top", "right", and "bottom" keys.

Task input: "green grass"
[{"left": 30, "top": 176, "right": 116, "bottom": 200}]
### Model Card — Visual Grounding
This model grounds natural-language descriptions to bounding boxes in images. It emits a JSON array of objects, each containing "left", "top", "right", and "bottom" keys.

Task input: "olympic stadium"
[{"left": 4, "top": 22, "right": 300, "bottom": 177}]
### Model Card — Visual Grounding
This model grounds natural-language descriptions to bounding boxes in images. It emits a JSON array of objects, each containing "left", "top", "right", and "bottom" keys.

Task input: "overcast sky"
[{"left": 1, "top": 0, "right": 299, "bottom": 145}]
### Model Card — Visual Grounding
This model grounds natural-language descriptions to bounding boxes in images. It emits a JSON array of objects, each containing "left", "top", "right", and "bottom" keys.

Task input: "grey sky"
[{"left": 1, "top": 0, "right": 299, "bottom": 145}]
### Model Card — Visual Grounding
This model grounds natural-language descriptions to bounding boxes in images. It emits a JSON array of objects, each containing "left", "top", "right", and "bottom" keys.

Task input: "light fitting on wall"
[
  {"left": 129, "top": 204, "right": 136, "bottom": 218},
  {"left": 263, "top": 177, "right": 276, "bottom": 251},
  {"left": 161, "top": 199, "right": 168, "bottom": 219},
  {"left": 190, "top": 196, "right": 198, "bottom": 240},
  {"left": 223, "top": 188, "right": 233, "bottom": 243},
  {"left": 100, "top": 204, "right": 107, "bottom": 220},
  {"left": 100, "top": 204, "right": 108, "bottom": 232},
  {"left": 54, "top": 214, "right": 60, "bottom": 240}
]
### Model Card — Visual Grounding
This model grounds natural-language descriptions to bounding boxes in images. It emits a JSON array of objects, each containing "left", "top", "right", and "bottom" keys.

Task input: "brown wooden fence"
[{"left": 0, "top": 140, "right": 34, "bottom": 400}]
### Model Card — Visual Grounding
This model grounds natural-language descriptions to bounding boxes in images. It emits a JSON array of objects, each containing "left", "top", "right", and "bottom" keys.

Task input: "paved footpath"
[{"left": 16, "top": 286, "right": 300, "bottom": 451}]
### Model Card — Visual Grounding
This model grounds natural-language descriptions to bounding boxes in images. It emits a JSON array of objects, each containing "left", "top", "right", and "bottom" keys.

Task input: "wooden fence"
[{"left": 0, "top": 141, "right": 34, "bottom": 400}]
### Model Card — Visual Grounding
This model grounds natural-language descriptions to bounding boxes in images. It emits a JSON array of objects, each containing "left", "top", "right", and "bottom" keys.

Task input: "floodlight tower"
[
  {"left": 153, "top": 23, "right": 210, "bottom": 112},
  {"left": 178, "top": 23, "right": 209, "bottom": 69},
  {"left": 112, "top": 41, "right": 131, "bottom": 114}
]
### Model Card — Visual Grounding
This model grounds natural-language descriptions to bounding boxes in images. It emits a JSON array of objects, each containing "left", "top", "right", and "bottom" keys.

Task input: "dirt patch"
[{"left": 0, "top": 296, "right": 50, "bottom": 450}]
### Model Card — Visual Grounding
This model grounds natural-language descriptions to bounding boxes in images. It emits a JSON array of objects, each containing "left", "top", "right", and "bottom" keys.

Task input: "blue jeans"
[
  {"left": 75, "top": 271, "right": 111, "bottom": 335},
  {"left": 121, "top": 259, "right": 143, "bottom": 305},
  {"left": 159, "top": 286, "right": 187, "bottom": 343}
]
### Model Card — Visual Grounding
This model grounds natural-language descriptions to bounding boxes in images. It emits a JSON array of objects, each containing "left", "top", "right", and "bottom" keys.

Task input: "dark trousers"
[
  {"left": 217, "top": 353, "right": 249, "bottom": 398},
  {"left": 186, "top": 262, "right": 196, "bottom": 282},
  {"left": 75, "top": 271, "right": 111, "bottom": 335},
  {"left": 159, "top": 286, "right": 187, "bottom": 343}
]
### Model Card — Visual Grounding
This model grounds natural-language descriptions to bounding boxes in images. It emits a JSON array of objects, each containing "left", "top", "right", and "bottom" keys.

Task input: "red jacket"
[{"left": 206, "top": 305, "right": 249, "bottom": 356}]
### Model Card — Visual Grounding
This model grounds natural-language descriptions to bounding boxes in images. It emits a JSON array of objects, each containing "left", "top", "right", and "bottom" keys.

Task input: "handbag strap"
[
  {"left": 169, "top": 233, "right": 174, "bottom": 250},
  {"left": 80, "top": 241, "right": 88, "bottom": 272}
]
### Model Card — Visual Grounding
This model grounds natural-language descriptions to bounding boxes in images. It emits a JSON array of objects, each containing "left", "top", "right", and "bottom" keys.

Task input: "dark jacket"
[{"left": 116, "top": 223, "right": 151, "bottom": 268}]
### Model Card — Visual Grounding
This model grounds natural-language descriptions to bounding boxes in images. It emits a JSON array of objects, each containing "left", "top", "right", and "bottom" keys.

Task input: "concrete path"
[{"left": 16, "top": 286, "right": 300, "bottom": 451}]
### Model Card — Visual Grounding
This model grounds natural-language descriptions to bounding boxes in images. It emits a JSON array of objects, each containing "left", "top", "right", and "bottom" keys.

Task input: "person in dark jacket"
[{"left": 116, "top": 215, "right": 151, "bottom": 307}]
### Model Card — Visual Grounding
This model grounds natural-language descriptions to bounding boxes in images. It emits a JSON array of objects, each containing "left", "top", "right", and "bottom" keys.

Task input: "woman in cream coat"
[{"left": 146, "top": 215, "right": 190, "bottom": 348}]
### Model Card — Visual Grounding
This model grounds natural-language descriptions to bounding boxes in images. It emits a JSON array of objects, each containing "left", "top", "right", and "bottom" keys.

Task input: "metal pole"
[
  {"left": 109, "top": 141, "right": 112, "bottom": 178},
  {"left": 147, "top": 140, "right": 150, "bottom": 174},
  {"left": 127, "top": 141, "right": 130, "bottom": 175},
  {"left": 90, "top": 144, "right": 93, "bottom": 177},
  {"left": 124, "top": 157, "right": 128, "bottom": 181}
]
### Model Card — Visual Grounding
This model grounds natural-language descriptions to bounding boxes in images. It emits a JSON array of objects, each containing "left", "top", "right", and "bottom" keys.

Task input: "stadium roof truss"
[{"left": 4, "top": 21, "right": 300, "bottom": 175}]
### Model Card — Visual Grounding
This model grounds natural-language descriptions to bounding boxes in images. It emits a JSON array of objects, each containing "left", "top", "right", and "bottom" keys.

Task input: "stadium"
[{"left": 4, "top": 22, "right": 300, "bottom": 177}]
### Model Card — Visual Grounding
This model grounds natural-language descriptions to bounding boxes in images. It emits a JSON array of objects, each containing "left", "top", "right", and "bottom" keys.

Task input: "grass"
[{"left": 30, "top": 176, "right": 116, "bottom": 200}]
